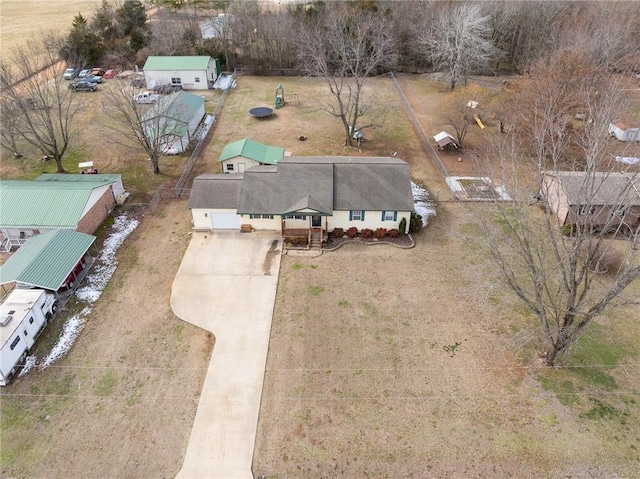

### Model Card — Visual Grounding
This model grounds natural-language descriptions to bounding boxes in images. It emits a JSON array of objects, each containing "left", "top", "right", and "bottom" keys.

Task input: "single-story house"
[
  {"left": 608, "top": 121, "right": 640, "bottom": 142},
  {"left": 143, "top": 56, "right": 220, "bottom": 91},
  {"left": 201, "top": 13, "right": 232, "bottom": 40},
  {"left": 0, "top": 179, "right": 114, "bottom": 251},
  {"left": 433, "top": 131, "right": 458, "bottom": 150},
  {"left": 188, "top": 156, "right": 415, "bottom": 243},
  {"left": 0, "top": 229, "right": 95, "bottom": 293},
  {"left": 36, "top": 174, "right": 125, "bottom": 201},
  {"left": 218, "top": 138, "right": 286, "bottom": 174},
  {"left": 540, "top": 171, "right": 640, "bottom": 230},
  {"left": 142, "top": 91, "right": 206, "bottom": 155}
]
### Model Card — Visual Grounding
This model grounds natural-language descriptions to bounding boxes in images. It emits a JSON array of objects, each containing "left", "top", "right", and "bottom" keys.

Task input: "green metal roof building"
[
  {"left": 142, "top": 91, "right": 206, "bottom": 154},
  {"left": 0, "top": 229, "right": 95, "bottom": 290},
  {"left": 218, "top": 138, "right": 285, "bottom": 173},
  {"left": 0, "top": 180, "right": 113, "bottom": 229},
  {"left": 143, "top": 56, "right": 219, "bottom": 91}
]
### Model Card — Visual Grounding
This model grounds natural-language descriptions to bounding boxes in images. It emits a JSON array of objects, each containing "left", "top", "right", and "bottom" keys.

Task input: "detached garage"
[{"left": 188, "top": 174, "right": 243, "bottom": 230}]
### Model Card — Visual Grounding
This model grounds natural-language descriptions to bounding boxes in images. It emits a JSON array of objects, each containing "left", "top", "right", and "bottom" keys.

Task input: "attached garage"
[{"left": 210, "top": 213, "right": 240, "bottom": 229}]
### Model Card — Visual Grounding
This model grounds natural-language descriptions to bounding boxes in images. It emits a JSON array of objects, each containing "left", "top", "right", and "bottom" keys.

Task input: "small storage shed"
[
  {"left": 433, "top": 131, "right": 459, "bottom": 150},
  {"left": 142, "top": 91, "right": 206, "bottom": 154},
  {"left": 143, "top": 56, "right": 219, "bottom": 90},
  {"left": 218, "top": 138, "right": 285, "bottom": 173},
  {"left": 608, "top": 121, "right": 640, "bottom": 142}
]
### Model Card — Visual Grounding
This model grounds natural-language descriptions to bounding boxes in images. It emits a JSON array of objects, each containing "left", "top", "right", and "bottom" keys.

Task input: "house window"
[
  {"left": 382, "top": 211, "right": 397, "bottom": 221},
  {"left": 226, "top": 164, "right": 234, "bottom": 171},
  {"left": 350, "top": 210, "right": 365, "bottom": 221},
  {"left": 195, "top": 77, "right": 200, "bottom": 83},
  {"left": 29, "top": 317, "right": 34, "bottom": 324},
  {"left": 612, "top": 205, "right": 628, "bottom": 216},
  {"left": 10, "top": 336, "right": 20, "bottom": 350},
  {"left": 249, "top": 214, "right": 274, "bottom": 219},
  {"left": 284, "top": 215, "right": 307, "bottom": 220},
  {"left": 171, "top": 77, "right": 181, "bottom": 85},
  {"left": 24, "top": 330, "right": 28, "bottom": 337},
  {"left": 578, "top": 205, "right": 596, "bottom": 216}
]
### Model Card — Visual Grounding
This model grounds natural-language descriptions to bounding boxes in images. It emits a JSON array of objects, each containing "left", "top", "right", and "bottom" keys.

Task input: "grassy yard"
[{"left": 0, "top": 72, "right": 639, "bottom": 478}]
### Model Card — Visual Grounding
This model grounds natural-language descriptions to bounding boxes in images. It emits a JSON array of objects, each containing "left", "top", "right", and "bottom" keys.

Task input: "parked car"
[
  {"left": 91, "top": 67, "right": 105, "bottom": 77},
  {"left": 103, "top": 69, "right": 120, "bottom": 79},
  {"left": 63, "top": 67, "right": 80, "bottom": 80},
  {"left": 58, "top": 256, "right": 87, "bottom": 291},
  {"left": 77, "top": 69, "right": 91, "bottom": 78},
  {"left": 84, "top": 75, "right": 103, "bottom": 83},
  {"left": 70, "top": 80, "right": 98, "bottom": 92},
  {"left": 132, "top": 91, "right": 160, "bottom": 104}
]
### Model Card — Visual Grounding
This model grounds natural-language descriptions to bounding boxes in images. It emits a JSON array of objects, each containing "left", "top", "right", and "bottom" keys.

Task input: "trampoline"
[{"left": 249, "top": 107, "right": 274, "bottom": 119}]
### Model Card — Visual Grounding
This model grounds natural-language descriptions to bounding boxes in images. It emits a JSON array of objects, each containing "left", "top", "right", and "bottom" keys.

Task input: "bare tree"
[
  {"left": 439, "top": 84, "right": 489, "bottom": 147},
  {"left": 0, "top": 99, "right": 24, "bottom": 159},
  {"left": 480, "top": 58, "right": 640, "bottom": 367},
  {"left": 102, "top": 84, "right": 186, "bottom": 174},
  {"left": 0, "top": 34, "right": 84, "bottom": 173},
  {"left": 419, "top": 2, "right": 500, "bottom": 90},
  {"left": 297, "top": 4, "right": 397, "bottom": 147}
]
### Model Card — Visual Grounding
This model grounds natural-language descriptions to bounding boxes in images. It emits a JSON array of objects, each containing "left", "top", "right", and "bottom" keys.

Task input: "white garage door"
[{"left": 210, "top": 213, "right": 240, "bottom": 229}]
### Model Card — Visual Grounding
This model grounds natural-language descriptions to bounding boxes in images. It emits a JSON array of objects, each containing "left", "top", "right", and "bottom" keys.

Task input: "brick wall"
[{"left": 76, "top": 187, "right": 115, "bottom": 234}]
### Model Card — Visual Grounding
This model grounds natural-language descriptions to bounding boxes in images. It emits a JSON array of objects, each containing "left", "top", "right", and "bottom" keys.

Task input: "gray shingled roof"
[
  {"left": 187, "top": 174, "right": 243, "bottom": 209},
  {"left": 546, "top": 171, "right": 640, "bottom": 205},
  {"left": 189, "top": 157, "right": 415, "bottom": 215}
]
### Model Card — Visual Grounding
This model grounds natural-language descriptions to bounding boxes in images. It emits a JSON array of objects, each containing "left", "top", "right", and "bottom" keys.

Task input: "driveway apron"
[{"left": 171, "top": 231, "right": 282, "bottom": 479}]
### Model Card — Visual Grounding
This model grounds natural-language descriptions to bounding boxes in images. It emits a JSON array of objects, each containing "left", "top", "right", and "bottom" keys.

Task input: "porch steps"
[{"left": 310, "top": 231, "right": 322, "bottom": 249}]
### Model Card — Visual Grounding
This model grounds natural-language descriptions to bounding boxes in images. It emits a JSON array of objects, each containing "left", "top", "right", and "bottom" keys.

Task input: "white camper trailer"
[{"left": 0, "top": 289, "right": 57, "bottom": 386}]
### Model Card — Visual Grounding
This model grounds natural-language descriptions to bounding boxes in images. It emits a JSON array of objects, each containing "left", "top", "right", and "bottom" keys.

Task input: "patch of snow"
[
  {"left": 39, "top": 307, "right": 90, "bottom": 370},
  {"left": 18, "top": 355, "right": 37, "bottom": 377},
  {"left": 212, "top": 74, "right": 236, "bottom": 90},
  {"left": 412, "top": 182, "right": 436, "bottom": 227},
  {"left": 31, "top": 215, "right": 139, "bottom": 372},
  {"left": 76, "top": 214, "right": 139, "bottom": 303}
]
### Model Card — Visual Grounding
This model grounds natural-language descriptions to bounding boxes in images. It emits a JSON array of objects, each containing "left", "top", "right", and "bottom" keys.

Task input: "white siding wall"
[
  {"left": 328, "top": 210, "right": 411, "bottom": 234},
  {"left": 144, "top": 69, "right": 209, "bottom": 90},
  {"left": 221, "top": 157, "right": 260, "bottom": 174},
  {"left": 239, "top": 215, "right": 281, "bottom": 231}
]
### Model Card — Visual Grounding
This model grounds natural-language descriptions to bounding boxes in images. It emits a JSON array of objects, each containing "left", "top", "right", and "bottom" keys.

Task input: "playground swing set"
[{"left": 275, "top": 84, "right": 299, "bottom": 109}]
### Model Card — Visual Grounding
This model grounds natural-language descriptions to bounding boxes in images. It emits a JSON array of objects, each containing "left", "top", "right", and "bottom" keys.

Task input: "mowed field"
[
  {"left": 0, "top": 0, "right": 103, "bottom": 59},
  {"left": 0, "top": 72, "right": 639, "bottom": 479}
]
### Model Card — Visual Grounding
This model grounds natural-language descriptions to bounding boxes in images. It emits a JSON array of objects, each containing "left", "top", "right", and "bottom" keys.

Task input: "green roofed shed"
[
  {"left": 143, "top": 56, "right": 212, "bottom": 71},
  {"left": 218, "top": 138, "right": 285, "bottom": 165},
  {"left": 0, "top": 230, "right": 95, "bottom": 290}
]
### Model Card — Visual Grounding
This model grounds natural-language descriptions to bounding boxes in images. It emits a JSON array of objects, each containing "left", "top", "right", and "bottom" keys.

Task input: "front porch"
[{"left": 282, "top": 228, "right": 327, "bottom": 249}]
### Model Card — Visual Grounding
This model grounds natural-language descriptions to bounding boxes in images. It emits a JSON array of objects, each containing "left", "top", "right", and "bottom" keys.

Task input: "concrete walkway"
[{"left": 170, "top": 231, "right": 282, "bottom": 479}]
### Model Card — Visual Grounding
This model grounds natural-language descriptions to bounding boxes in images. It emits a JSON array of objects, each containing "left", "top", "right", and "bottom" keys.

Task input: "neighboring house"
[
  {"left": 142, "top": 91, "right": 206, "bottom": 155},
  {"left": 0, "top": 229, "right": 95, "bottom": 293},
  {"left": 0, "top": 180, "right": 115, "bottom": 251},
  {"left": 201, "top": 13, "right": 232, "bottom": 40},
  {"left": 36, "top": 174, "right": 125, "bottom": 201},
  {"left": 188, "top": 156, "right": 415, "bottom": 243},
  {"left": 608, "top": 121, "right": 640, "bottom": 142},
  {"left": 540, "top": 171, "right": 640, "bottom": 230},
  {"left": 218, "top": 138, "right": 285, "bottom": 174},
  {"left": 143, "top": 56, "right": 220, "bottom": 90}
]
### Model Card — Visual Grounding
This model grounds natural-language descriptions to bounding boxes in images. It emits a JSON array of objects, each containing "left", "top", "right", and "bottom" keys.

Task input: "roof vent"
[{"left": 0, "top": 315, "right": 14, "bottom": 326}]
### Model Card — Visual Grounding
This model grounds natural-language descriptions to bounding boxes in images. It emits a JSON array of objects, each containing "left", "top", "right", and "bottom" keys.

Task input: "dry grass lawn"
[
  {"left": 0, "top": 0, "right": 104, "bottom": 60},
  {"left": 1, "top": 73, "right": 639, "bottom": 478}
]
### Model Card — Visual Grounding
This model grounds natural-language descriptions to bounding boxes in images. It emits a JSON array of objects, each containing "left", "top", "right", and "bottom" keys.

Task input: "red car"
[
  {"left": 103, "top": 69, "right": 120, "bottom": 79},
  {"left": 59, "top": 256, "right": 87, "bottom": 291}
]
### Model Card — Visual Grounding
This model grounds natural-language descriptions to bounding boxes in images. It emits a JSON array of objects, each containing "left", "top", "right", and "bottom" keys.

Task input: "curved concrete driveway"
[{"left": 171, "top": 231, "right": 281, "bottom": 479}]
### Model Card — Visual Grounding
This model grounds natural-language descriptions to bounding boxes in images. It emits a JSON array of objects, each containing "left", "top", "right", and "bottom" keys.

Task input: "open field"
[
  {"left": 0, "top": 0, "right": 103, "bottom": 60},
  {"left": 1, "top": 74, "right": 639, "bottom": 478}
]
